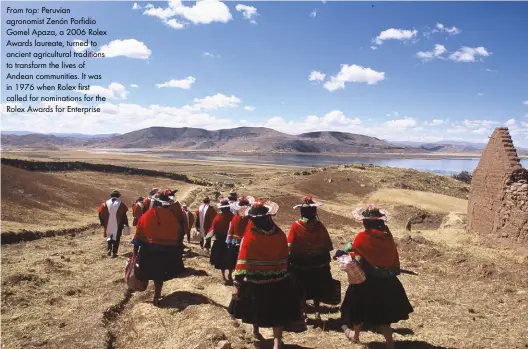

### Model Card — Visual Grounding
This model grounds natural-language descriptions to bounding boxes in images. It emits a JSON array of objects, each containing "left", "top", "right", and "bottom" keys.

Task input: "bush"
[{"left": 452, "top": 171, "right": 472, "bottom": 184}]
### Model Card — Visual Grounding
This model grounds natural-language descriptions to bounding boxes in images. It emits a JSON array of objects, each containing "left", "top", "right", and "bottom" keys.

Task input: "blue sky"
[{"left": 2, "top": 1, "right": 528, "bottom": 146}]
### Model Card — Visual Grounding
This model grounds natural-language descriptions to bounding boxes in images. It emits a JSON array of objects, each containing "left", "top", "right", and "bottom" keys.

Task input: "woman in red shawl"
[
  {"left": 337, "top": 205, "right": 413, "bottom": 349},
  {"left": 225, "top": 196, "right": 255, "bottom": 279},
  {"left": 228, "top": 200, "right": 304, "bottom": 349},
  {"left": 131, "top": 190, "right": 185, "bottom": 306},
  {"left": 287, "top": 196, "right": 334, "bottom": 321},
  {"left": 205, "top": 198, "right": 235, "bottom": 284}
]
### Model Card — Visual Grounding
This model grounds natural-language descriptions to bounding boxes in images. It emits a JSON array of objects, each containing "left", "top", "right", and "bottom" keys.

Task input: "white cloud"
[
  {"left": 428, "top": 119, "right": 446, "bottom": 126},
  {"left": 477, "top": 92, "right": 484, "bottom": 97},
  {"left": 449, "top": 46, "right": 491, "bottom": 63},
  {"left": 130, "top": 84, "right": 139, "bottom": 88},
  {"left": 132, "top": 2, "right": 141, "bottom": 10},
  {"left": 263, "top": 110, "right": 361, "bottom": 134},
  {"left": 383, "top": 117, "right": 417, "bottom": 130},
  {"left": 244, "top": 106, "right": 256, "bottom": 112},
  {"left": 323, "top": 64, "right": 385, "bottom": 91},
  {"left": 432, "top": 23, "right": 461, "bottom": 35},
  {"left": 190, "top": 93, "right": 241, "bottom": 111},
  {"left": 310, "top": 9, "right": 317, "bottom": 18},
  {"left": 416, "top": 44, "right": 447, "bottom": 61},
  {"left": 164, "top": 18, "right": 185, "bottom": 29},
  {"left": 373, "top": 28, "right": 418, "bottom": 46},
  {"left": 71, "top": 39, "right": 91, "bottom": 53},
  {"left": 485, "top": 68, "right": 496, "bottom": 72},
  {"left": 76, "top": 83, "right": 129, "bottom": 100},
  {"left": 386, "top": 111, "right": 399, "bottom": 117},
  {"left": 236, "top": 4, "right": 258, "bottom": 24},
  {"left": 142, "top": 0, "right": 232, "bottom": 29},
  {"left": 463, "top": 119, "right": 497, "bottom": 128},
  {"left": 523, "top": 100, "right": 528, "bottom": 105},
  {"left": 370, "top": 46, "right": 378, "bottom": 50},
  {"left": 156, "top": 76, "right": 196, "bottom": 89},
  {"left": 98, "top": 39, "right": 152, "bottom": 60},
  {"left": 309, "top": 70, "right": 326, "bottom": 82},
  {"left": 506, "top": 118, "right": 516, "bottom": 127},
  {"left": 203, "top": 51, "right": 220, "bottom": 58}
]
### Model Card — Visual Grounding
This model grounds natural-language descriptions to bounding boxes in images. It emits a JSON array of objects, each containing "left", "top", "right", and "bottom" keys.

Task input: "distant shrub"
[{"left": 452, "top": 171, "right": 472, "bottom": 184}]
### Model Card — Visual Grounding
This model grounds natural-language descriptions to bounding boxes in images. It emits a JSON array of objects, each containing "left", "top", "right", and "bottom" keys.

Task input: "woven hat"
[
  {"left": 239, "top": 200, "right": 279, "bottom": 218},
  {"left": 110, "top": 190, "right": 121, "bottom": 198},
  {"left": 217, "top": 197, "right": 232, "bottom": 209},
  {"left": 153, "top": 189, "right": 175, "bottom": 206},
  {"left": 352, "top": 204, "right": 389, "bottom": 222},
  {"left": 232, "top": 196, "right": 256, "bottom": 210},
  {"left": 293, "top": 195, "right": 323, "bottom": 209},
  {"left": 148, "top": 188, "right": 159, "bottom": 197}
]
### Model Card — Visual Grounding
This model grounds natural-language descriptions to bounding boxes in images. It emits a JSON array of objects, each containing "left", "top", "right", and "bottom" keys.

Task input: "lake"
[{"left": 93, "top": 149, "right": 528, "bottom": 176}]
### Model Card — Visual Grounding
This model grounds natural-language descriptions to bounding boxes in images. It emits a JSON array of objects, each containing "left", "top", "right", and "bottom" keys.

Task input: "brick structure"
[{"left": 467, "top": 127, "right": 528, "bottom": 242}]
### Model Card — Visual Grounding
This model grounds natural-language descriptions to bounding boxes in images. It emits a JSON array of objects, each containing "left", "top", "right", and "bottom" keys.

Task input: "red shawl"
[
  {"left": 205, "top": 211, "right": 234, "bottom": 240},
  {"left": 351, "top": 229, "right": 400, "bottom": 269},
  {"left": 133, "top": 206, "right": 182, "bottom": 246},
  {"left": 234, "top": 224, "right": 289, "bottom": 278},
  {"left": 226, "top": 215, "right": 253, "bottom": 243},
  {"left": 287, "top": 219, "right": 333, "bottom": 255}
]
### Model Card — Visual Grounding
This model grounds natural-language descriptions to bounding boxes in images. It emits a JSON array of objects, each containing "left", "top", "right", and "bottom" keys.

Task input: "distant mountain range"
[{"left": 1, "top": 127, "right": 526, "bottom": 155}]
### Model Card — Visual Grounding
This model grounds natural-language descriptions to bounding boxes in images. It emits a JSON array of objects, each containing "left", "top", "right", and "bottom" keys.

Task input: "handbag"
[
  {"left": 320, "top": 278, "right": 342, "bottom": 305},
  {"left": 122, "top": 226, "right": 131, "bottom": 236},
  {"left": 124, "top": 252, "right": 148, "bottom": 292},
  {"left": 337, "top": 254, "right": 366, "bottom": 285}
]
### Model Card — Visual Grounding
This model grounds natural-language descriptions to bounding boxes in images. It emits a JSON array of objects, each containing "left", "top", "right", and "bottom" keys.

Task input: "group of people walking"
[{"left": 98, "top": 189, "right": 413, "bottom": 349}]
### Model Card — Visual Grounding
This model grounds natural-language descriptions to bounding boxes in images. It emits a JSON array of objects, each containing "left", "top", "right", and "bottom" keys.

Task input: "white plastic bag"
[{"left": 337, "top": 254, "right": 366, "bottom": 285}]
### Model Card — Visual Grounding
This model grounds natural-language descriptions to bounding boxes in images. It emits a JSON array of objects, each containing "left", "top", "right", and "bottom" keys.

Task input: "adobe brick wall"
[{"left": 467, "top": 127, "right": 528, "bottom": 242}]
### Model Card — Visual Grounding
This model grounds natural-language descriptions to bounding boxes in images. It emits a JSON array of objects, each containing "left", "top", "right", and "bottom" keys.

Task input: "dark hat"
[
  {"left": 153, "top": 189, "right": 175, "bottom": 206},
  {"left": 149, "top": 188, "right": 159, "bottom": 197},
  {"left": 110, "top": 190, "right": 121, "bottom": 198},
  {"left": 203, "top": 196, "right": 211, "bottom": 203},
  {"left": 352, "top": 204, "right": 389, "bottom": 222},
  {"left": 217, "top": 197, "right": 231, "bottom": 208},
  {"left": 233, "top": 196, "right": 255, "bottom": 210},
  {"left": 293, "top": 195, "right": 323, "bottom": 209}
]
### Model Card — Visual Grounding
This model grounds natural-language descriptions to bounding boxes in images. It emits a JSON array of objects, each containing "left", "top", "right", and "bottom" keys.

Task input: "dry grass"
[
  {"left": 2, "top": 156, "right": 528, "bottom": 349},
  {"left": 364, "top": 189, "right": 468, "bottom": 214}
]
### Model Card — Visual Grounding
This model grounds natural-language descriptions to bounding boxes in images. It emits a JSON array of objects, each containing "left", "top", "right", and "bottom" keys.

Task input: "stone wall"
[
  {"left": 0, "top": 158, "right": 213, "bottom": 186},
  {"left": 467, "top": 127, "right": 528, "bottom": 242}
]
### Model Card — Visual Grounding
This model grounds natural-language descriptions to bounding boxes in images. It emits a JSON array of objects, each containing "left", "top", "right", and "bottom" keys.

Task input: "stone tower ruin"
[{"left": 467, "top": 127, "right": 528, "bottom": 242}]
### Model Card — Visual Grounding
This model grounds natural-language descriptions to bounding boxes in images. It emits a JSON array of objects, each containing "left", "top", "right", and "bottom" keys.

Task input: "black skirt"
[
  {"left": 137, "top": 245, "right": 185, "bottom": 282},
  {"left": 210, "top": 234, "right": 230, "bottom": 270},
  {"left": 340, "top": 275, "right": 413, "bottom": 326},
  {"left": 228, "top": 275, "right": 304, "bottom": 329},
  {"left": 225, "top": 244, "right": 240, "bottom": 270},
  {"left": 289, "top": 253, "right": 334, "bottom": 301}
]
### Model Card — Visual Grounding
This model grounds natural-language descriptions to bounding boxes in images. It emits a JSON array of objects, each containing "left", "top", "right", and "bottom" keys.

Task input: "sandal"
[{"left": 344, "top": 328, "right": 360, "bottom": 343}]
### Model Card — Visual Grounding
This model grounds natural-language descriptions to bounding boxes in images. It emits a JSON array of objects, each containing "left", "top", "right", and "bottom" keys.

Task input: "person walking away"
[
  {"left": 205, "top": 198, "right": 235, "bottom": 284},
  {"left": 229, "top": 200, "right": 304, "bottom": 349},
  {"left": 182, "top": 203, "right": 195, "bottom": 244},
  {"left": 225, "top": 196, "right": 255, "bottom": 277},
  {"left": 142, "top": 188, "right": 159, "bottom": 214},
  {"left": 228, "top": 191, "right": 238, "bottom": 214},
  {"left": 131, "top": 189, "right": 185, "bottom": 306},
  {"left": 338, "top": 205, "right": 413, "bottom": 349},
  {"left": 132, "top": 197, "right": 144, "bottom": 227},
  {"left": 195, "top": 196, "right": 217, "bottom": 252},
  {"left": 98, "top": 190, "right": 129, "bottom": 258},
  {"left": 287, "top": 196, "right": 334, "bottom": 322}
]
